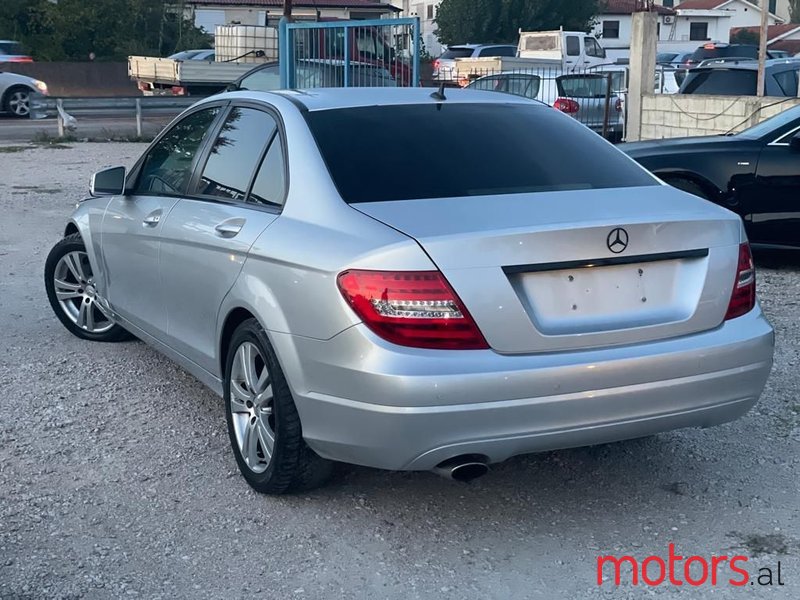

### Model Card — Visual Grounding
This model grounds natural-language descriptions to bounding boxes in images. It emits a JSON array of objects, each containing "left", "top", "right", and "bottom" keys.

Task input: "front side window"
[
  {"left": 195, "top": 107, "right": 278, "bottom": 201},
  {"left": 585, "top": 37, "right": 605, "bottom": 59},
  {"left": 135, "top": 107, "right": 220, "bottom": 196}
]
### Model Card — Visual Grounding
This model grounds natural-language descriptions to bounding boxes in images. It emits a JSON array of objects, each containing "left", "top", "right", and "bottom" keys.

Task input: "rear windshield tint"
[
  {"left": 690, "top": 45, "right": 758, "bottom": 62},
  {"left": 680, "top": 69, "right": 757, "bottom": 95},
  {"left": 558, "top": 75, "right": 611, "bottom": 98},
  {"left": 305, "top": 103, "right": 656, "bottom": 204},
  {"left": 440, "top": 47, "right": 474, "bottom": 59}
]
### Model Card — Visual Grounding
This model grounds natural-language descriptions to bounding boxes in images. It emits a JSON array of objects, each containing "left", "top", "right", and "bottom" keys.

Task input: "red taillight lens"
[
  {"left": 337, "top": 270, "right": 489, "bottom": 350},
  {"left": 725, "top": 243, "right": 756, "bottom": 320},
  {"left": 554, "top": 97, "right": 580, "bottom": 114},
  {"left": 433, "top": 59, "right": 440, "bottom": 70},
  {"left": 171, "top": 85, "right": 186, "bottom": 96}
]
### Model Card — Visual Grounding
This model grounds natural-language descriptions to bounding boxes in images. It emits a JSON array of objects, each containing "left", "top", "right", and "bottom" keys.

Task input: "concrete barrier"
[{"left": 0, "top": 62, "right": 137, "bottom": 97}]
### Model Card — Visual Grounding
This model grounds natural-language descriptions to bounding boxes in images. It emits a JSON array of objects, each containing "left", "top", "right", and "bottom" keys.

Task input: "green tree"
[
  {"left": 0, "top": 0, "right": 211, "bottom": 61},
  {"left": 434, "top": 0, "right": 602, "bottom": 46}
]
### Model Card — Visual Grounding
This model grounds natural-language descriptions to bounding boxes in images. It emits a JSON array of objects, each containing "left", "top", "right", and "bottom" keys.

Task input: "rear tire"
[
  {"left": 224, "top": 318, "right": 333, "bottom": 494},
  {"left": 44, "top": 234, "right": 133, "bottom": 342},
  {"left": 666, "top": 177, "right": 710, "bottom": 200}
]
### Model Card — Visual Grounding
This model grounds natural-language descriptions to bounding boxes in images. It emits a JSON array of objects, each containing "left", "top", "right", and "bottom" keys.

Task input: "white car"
[{"left": 0, "top": 71, "right": 48, "bottom": 118}]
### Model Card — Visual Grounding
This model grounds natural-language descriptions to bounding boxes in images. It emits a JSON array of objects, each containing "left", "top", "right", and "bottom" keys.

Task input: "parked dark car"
[
  {"left": 683, "top": 43, "right": 784, "bottom": 68},
  {"left": 621, "top": 105, "right": 800, "bottom": 248},
  {"left": 679, "top": 58, "right": 800, "bottom": 96}
]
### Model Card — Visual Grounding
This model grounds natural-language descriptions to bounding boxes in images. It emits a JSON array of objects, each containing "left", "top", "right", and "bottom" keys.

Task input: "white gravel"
[{"left": 1, "top": 143, "right": 799, "bottom": 599}]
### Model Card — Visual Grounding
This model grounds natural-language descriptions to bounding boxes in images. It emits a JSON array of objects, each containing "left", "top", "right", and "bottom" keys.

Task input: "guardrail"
[{"left": 29, "top": 94, "right": 200, "bottom": 137}]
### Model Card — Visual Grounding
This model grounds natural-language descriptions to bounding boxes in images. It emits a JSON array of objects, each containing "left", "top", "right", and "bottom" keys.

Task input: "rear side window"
[
  {"left": 440, "top": 47, "right": 474, "bottom": 59},
  {"left": 249, "top": 139, "right": 287, "bottom": 207},
  {"left": 773, "top": 69, "right": 799, "bottom": 96},
  {"left": 136, "top": 107, "right": 220, "bottom": 196},
  {"left": 479, "top": 46, "right": 516, "bottom": 57},
  {"left": 680, "top": 69, "right": 757, "bottom": 95},
  {"left": 195, "top": 107, "right": 277, "bottom": 201},
  {"left": 305, "top": 104, "right": 655, "bottom": 204}
]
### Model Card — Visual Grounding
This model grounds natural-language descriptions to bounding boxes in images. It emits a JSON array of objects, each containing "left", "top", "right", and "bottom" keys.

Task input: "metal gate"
[{"left": 278, "top": 18, "right": 420, "bottom": 89}]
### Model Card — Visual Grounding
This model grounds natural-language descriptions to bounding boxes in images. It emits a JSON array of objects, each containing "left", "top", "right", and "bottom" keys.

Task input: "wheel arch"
[
  {"left": 1, "top": 84, "right": 35, "bottom": 109},
  {"left": 64, "top": 221, "right": 80, "bottom": 238},
  {"left": 654, "top": 170, "right": 723, "bottom": 202},
  {"left": 219, "top": 307, "right": 259, "bottom": 380}
]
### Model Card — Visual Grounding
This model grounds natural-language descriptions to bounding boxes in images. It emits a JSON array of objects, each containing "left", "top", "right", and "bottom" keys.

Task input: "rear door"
[
  {"left": 158, "top": 104, "right": 286, "bottom": 373},
  {"left": 101, "top": 105, "right": 223, "bottom": 339}
]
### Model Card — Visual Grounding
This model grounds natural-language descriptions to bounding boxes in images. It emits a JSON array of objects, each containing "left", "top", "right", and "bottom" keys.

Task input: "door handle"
[
  {"left": 143, "top": 211, "right": 162, "bottom": 227},
  {"left": 215, "top": 219, "right": 244, "bottom": 238}
]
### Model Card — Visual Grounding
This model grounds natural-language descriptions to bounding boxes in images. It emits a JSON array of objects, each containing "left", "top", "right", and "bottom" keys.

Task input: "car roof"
[
  {"left": 693, "top": 58, "right": 800, "bottom": 70},
  {"left": 448, "top": 44, "right": 515, "bottom": 49},
  {"left": 221, "top": 87, "right": 541, "bottom": 112}
]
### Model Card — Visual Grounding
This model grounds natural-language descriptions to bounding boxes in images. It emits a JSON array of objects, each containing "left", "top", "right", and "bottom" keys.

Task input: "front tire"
[
  {"left": 224, "top": 318, "right": 332, "bottom": 494},
  {"left": 4, "top": 87, "right": 31, "bottom": 118},
  {"left": 44, "top": 234, "right": 132, "bottom": 342}
]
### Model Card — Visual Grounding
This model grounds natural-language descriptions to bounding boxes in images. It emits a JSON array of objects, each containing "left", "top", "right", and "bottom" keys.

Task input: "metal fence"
[
  {"left": 29, "top": 94, "right": 196, "bottom": 136},
  {"left": 278, "top": 18, "right": 420, "bottom": 89}
]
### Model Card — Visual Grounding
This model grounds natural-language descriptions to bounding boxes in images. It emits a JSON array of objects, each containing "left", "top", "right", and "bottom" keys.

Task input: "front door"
[
  {"left": 743, "top": 133, "right": 800, "bottom": 247},
  {"left": 158, "top": 105, "right": 287, "bottom": 373},
  {"left": 101, "top": 105, "right": 223, "bottom": 338}
]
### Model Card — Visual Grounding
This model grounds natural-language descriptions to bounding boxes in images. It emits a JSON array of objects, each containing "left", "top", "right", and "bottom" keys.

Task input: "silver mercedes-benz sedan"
[{"left": 44, "top": 88, "right": 774, "bottom": 494}]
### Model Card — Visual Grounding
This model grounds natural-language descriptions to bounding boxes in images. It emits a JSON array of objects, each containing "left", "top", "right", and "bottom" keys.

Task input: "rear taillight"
[
  {"left": 554, "top": 97, "right": 580, "bottom": 114},
  {"left": 433, "top": 59, "right": 440, "bottom": 70},
  {"left": 171, "top": 86, "right": 186, "bottom": 96},
  {"left": 337, "top": 270, "right": 489, "bottom": 350},
  {"left": 725, "top": 243, "right": 756, "bottom": 320}
]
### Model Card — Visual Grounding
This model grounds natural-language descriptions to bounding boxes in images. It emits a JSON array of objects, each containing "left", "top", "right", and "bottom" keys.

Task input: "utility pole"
[
  {"left": 283, "top": 0, "right": 293, "bottom": 21},
  {"left": 757, "top": 0, "right": 769, "bottom": 97}
]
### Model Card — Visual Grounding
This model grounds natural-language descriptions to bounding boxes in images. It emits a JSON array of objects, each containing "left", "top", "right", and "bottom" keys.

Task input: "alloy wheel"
[
  {"left": 8, "top": 90, "right": 30, "bottom": 117},
  {"left": 52, "top": 251, "right": 114, "bottom": 334},
  {"left": 229, "top": 341, "right": 275, "bottom": 474}
]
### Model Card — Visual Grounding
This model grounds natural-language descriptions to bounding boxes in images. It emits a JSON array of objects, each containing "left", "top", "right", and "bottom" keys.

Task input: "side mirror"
[
  {"left": 91, "top": 166, "right": 126, "bottom": 196},
  {"left": 790, "top": 133, "right": 800, "bottom": 152}
]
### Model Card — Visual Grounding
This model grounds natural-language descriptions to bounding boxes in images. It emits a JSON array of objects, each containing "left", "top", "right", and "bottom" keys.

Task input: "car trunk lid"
[{"left": 352, "top": 185, "right": 742, "bottom": 354}]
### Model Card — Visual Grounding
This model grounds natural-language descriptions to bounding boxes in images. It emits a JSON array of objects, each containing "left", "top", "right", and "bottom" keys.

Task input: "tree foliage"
[
  {"left": 434, "top": 0, "right": 602, "bottom": 46},
  {"left": 0, "top": 0, "right": 212, "bottom": 61}
]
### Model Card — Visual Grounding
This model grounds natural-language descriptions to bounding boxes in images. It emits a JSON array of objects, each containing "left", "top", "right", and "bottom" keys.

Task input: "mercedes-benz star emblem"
[{"left": 606, "top": 228, "right": 629, "bottom": 254}]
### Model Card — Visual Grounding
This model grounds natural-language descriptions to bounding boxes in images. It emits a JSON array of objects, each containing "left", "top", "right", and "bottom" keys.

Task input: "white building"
[
  {"left": 184, "top": 0, "right": 400, "bottom": 33},
  {"left": 390, "top": 0, "right": 443, "bottom": 56},
  {"left": 673, "top": 1, "right": 783, "bottom": 30}
]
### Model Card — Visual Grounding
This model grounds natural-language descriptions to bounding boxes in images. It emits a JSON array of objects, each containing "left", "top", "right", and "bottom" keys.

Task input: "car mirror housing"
[
  {"left": 91, "top": 166, "right": 127, "bottom": 196},
  {"left": 790, "top": 133, "right": 800, "bottom": 152}
]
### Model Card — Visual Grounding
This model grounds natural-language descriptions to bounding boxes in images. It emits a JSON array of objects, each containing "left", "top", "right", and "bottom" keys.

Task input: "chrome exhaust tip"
[{"left": 432, "top": 456, "right": 489, "bottom": 482}]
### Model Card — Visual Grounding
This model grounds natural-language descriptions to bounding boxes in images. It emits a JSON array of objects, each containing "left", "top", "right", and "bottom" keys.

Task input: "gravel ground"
[{"left": 1, "top": 143, "right": 799, "bottom": 599}]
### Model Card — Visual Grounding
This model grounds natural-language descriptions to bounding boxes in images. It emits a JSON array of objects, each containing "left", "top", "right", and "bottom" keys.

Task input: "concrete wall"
[
  {"left": 640, "top": 93, "right": 800, "bottom": 139},
  {"left": 1, "top": 62, "right": 137, "bottom": 97}
]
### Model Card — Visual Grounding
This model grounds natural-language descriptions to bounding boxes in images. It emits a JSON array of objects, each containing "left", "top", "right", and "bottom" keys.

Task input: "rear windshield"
[
  {"left": 440, "top": 47, "right": 474, "bottom": 59},
  {"left": 680, "top": 69, "right": 757, "bottom": 95},
  {"left": 558, "top": 75, "right": 612, "bottom": 98},
  {"left": 305, "top": 103, "right": 656, "bottom": 204},
  {"left": 0, "top": 41, "right": 24, "bottom": 55},
  {"left": 690, "top": 45, "right": 758, "bottom": 62}
]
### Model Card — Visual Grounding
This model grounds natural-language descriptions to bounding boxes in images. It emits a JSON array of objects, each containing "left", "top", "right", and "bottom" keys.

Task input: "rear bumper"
[{"left": 271, "top": 309, "right": 773, "bottom": 471}]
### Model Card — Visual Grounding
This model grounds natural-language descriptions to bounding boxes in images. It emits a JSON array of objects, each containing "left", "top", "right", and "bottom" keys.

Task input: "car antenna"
[{"left": 430, "top": 83, "right": 447, "bottom": 101}]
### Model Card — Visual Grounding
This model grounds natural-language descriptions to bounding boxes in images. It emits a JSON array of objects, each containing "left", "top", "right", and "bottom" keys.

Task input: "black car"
[
  {"left": 622, "top": 105, "right": 800, "bottom": 249},
  {"left": 679, "top": 58, "right": 800, "bottom": 96}
]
